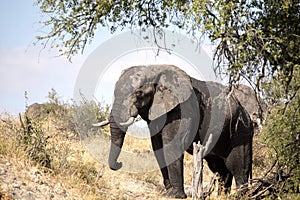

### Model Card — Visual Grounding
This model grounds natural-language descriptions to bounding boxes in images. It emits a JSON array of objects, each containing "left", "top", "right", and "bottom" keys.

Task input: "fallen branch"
[{"left": 250, "top": 184, "right": 274, "bottom": 199}]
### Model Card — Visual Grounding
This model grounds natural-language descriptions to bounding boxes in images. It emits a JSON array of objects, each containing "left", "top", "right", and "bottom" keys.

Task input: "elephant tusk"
[
  {"left": 119, "top": 117, "right": 135, "bottom": 126},
  {"left": 92, "top": 119, "right": 109, "bottom": 127}
]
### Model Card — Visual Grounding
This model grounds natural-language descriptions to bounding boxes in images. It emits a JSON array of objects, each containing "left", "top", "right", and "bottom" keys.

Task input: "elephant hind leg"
[
  {"left": 217, "top": 172, "right": 233, "bottom": 195},
  {"left": 225, "top": 142, "right": 252, "bottom": 194},
  {"left": 216, "top": 170, "right": 233, "bottom": 195},
  {"left": 205, "top": 156, "right": 233, "bottom": 194}
]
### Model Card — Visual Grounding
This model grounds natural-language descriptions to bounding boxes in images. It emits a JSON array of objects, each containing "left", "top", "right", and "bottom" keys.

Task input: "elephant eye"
[{"left": 135, "top": 90, "right": 143, "bottom": 97}]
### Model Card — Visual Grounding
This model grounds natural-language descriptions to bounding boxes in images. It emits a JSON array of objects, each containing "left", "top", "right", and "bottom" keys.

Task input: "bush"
[
  {"left": 259, "top": 67, "right": 300, "bottom": 197},
  {"left": 18, "top": 113, "right": 52, "bottom": 168},
  {"left": 72, "top": 94, "right": 110, "bottom": 139},
  {"left": 262, "top": 103, "right": 300, "bottom": 194}
]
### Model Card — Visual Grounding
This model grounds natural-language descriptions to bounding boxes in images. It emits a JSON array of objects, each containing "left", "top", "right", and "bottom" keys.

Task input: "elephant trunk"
[
  {"left": 108, "top": 113, "right": 125, "bottom": 170},
  {"left": 108, "top": 141, "right": 123, "bottom": 170},
  {"left": 108, "top": 96, "right": 138, "bottom": 170}
]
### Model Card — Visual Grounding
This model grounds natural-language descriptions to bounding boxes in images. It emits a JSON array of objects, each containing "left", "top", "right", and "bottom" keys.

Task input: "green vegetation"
[
  {"left": 35, "top": 0, "right": 299, "bottom": 91},
  {"left": 261, "top": 67, "right": 300, "bottom": 196}
]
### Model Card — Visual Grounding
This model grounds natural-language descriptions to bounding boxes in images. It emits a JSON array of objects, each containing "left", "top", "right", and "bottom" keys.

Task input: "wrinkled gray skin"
[
  {"left": 103, "top": 65, "right": 253, "bottom": 198},
  {"left": 231, "top": 84, "right": 267, "bottom": 132}
]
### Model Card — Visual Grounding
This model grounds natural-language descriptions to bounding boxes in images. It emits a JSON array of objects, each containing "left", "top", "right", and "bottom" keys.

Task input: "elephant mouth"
[
  {"left": 119, "top": 104, "right": 139, "bottom": 127},
  {"left": 120, "top": 116, "right": 135, "bottom": 126}
]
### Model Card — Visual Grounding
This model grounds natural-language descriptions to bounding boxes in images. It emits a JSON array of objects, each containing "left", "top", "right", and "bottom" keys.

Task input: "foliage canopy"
[{"left": 36, "top": 0, "right": 299, "bottom": 90}]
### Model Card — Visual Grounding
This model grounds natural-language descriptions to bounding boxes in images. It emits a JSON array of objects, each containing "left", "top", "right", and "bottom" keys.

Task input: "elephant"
[
  {"left": 94, "top": 65, "right": 253, "bottom": 198},
  {"left": 230, "top": 84, "right": 267, "bottom": 132},
  {"left": 26, "top": 103, "right": 49, "bottom": 119}
]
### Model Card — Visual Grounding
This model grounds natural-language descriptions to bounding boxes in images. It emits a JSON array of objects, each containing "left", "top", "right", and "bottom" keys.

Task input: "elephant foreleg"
[
  {"left": 161, "top": 121, "right": 187, "bottom": 199},
  {"left": 165, "top": 155, "right": 187, "bottom": 199},
  {"left": 150, "top": 133, "right": 171, "bottom": 189}
]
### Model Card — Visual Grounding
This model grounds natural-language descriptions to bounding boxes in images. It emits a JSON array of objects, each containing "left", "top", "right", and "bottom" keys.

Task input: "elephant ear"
[{"left": 148, "top": 65, "right": 193, "bottom": 121}]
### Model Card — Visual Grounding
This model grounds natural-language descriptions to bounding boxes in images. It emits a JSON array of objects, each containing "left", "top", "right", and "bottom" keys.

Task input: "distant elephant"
[
  {"left": 26, "top": 103, "right": 48, "bottom": 119},
  {"left": 94, "top": 65, "right": 253, "bottom": 198}
]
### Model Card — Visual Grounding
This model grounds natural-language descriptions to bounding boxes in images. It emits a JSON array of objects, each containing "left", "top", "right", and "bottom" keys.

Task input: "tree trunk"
[{"left": 192, "top": 141, "right": 204, "bottom": 199}]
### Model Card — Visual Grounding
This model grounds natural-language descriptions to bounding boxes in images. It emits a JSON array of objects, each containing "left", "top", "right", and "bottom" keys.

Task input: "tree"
[
  {"left": 261, "top": 66, "right": 300, "bottom": 194},
  {"left": 35, "top": 1, "right": 299, "bottom": 90},
  {"left": 36, "top": 0, "right": 300, "bottom": 195}
]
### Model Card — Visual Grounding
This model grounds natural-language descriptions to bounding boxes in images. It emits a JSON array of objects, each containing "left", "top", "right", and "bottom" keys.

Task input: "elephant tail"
[
  {"left": 249, "top": 138, "right": 253, "bottom": 186},
  {"left": 250, "top": 161, "right": 253, "bottom": 185}
]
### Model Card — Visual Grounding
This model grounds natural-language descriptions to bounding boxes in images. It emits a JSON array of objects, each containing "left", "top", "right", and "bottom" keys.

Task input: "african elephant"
[
  {"left": 95, "top": 65, "right": 253, "bottom": 198},
  {"left": 231, "top": 84, "right": 267, "bottom": 132},
  {"left": 26, "top": 103, "right": 49, "bottom": 119}
]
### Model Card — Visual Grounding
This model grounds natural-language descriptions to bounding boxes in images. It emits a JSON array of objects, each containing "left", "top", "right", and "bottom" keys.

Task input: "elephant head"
[
  {"left": 231, "top": 84, "right": 267, "bottom": 131},
  {"left": 107, "top": 64, "right": 193, "bottom": 170}
]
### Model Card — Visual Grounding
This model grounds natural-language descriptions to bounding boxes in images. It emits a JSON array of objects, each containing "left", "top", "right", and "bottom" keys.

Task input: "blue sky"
[
  {"left": 0, "top": 1, "right": 113, "bottom": 114},
  {"left": 0, "top": 1, "right": 215, "bottom": 115}
]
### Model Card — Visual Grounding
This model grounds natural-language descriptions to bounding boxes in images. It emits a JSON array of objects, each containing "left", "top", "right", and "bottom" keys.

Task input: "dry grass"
[
  {"left": 1, "top": 111, "right": 285, "bottom": 200},
  {"left": 0, "top": 113, "right": 169, "bottom": 199}
]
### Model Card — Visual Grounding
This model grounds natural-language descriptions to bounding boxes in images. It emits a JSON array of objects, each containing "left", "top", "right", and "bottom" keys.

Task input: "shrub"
[
  {"left": 259, "top": 67, "right": 300, "bottom": 197},
  {"left": 18, "top": 113, "right": 52, "bottom": 168},
  {"left": 262, "top": 103, "right": 300, "bottom": 194},
  {"left": 72, "top": 94, "right": 110, "bottom": 139}
]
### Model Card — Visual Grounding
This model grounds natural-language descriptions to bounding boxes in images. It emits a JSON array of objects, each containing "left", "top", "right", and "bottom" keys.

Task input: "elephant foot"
[
  {"left": 217, "top": 186, "right": 231, "bottom": 195},
  {"left": 164, "top": 179, "right": 172, "bottom": 190},
  {"left": 164, "top": 187, "right": 187, "bottom": 199}
]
